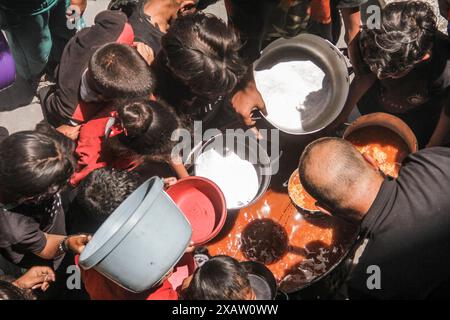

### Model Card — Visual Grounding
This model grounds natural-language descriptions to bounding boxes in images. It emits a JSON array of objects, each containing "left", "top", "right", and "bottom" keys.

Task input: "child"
[
  {"left": 336, "top": 1, "right": 450, "bottom": 148},
  {"left": 38, "top": 11, "right": 153, "bottom": 129},
  {"left": 151, "top": 12, "right": 247, "bottom": 127},
  {"left": 180, "top": 255, "right": 256, "bottom": 300},
  {"left": 0, "top": 123, "right": 90, "bottom": 270},
  {"left": 110, "top": 0, "right": 219, "bottom": 58},
  {"left": 70, "top": 99, "right": 183, "bottom": 186},
  {"left": 68, "top": 168, "right": 142, "bottom": 235},
  {"left": 71, "top": 167, "right": 181, "bottom": 300}
]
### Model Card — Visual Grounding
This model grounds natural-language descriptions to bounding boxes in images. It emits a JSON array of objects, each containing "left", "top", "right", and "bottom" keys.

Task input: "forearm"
[
  {"left": 169, "top": 160, "right": 189, "bottom": 179},
  {"left": 233, "top": 65, "right": 255, "bottom": 94},
  {"left": 427, "top": 106, "right": 450, "bottom": 147},
  {"left": 35, "top": 234, "right": 66, "bottom": 260},
  {"left": 338, "top": 73, "right": 376, "bottom": 122},
  {"left": 341, "top": 7, "right": 361, "bottom": 45}
]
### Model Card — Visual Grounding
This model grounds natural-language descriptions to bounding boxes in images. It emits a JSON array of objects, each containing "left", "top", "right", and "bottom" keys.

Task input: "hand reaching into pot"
[{"left": 231, "top": 80, "right": 267, "bottom": 129}]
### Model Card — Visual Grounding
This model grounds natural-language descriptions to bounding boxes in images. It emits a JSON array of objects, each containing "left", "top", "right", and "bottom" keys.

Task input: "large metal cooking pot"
[
  {"left": 253, "top": 33, "right": 350, "bottom": 135},
  {"left": 343, "top": 112, "right": 419, "bottom": 154},
  {"left": 186, "top": 132, "right": 272, "bottom": 211}
]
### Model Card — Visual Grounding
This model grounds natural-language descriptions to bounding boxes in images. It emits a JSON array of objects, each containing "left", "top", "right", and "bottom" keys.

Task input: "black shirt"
[
  {"left": 127, "top": 0, "right": 164, "bottom": 55},
  {"left": 0, "top": 194, "right": 66, "bottom": 269},
  {"left": 355, "top": 32, "right": 450, "bottom": 147},
  {"left": 348, "top": 147, "right": 450, "bottom": 299},
  {"left": 356, "top": 32, "right": 450, "bottom": 115}
]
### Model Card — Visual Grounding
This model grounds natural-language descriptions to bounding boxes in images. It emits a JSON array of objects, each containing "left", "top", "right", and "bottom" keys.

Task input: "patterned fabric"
[
  {"left": 263, "top": 0, "right": 312, "bottom": 44},
  {"left": 44, "top": 193, "right": 63, "bottom": 221}
]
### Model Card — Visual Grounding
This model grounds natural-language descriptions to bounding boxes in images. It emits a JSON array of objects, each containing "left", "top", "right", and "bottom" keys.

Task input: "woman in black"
[
  {"left": 337, "top": 1, "right": 450, "bottom": 148},
  {"left": 0, "top": 123, "right": 90, "bottom": 271}
]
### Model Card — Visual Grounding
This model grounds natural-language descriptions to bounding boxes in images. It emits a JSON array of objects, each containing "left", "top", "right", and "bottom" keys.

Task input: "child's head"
[
  {"left": 0, "top": 123, "right": 75, "bottom": 204},
  {"left": 360, "top": 1, "right": 437, "bottom": 79},
  {"left": 159, "top": 12, "right": 246, "bottom": 100},
  {"left": 0, "top": 280, "right": 34, "bottom": 300},
  {"left": 181, "top": 256, "right": 255, "bottom": 300},
  {"left": 77, "top": 168, "right": 141, "bottom": 226},
  {"left": 88, "top": 43, "right": 154, "bottom": 101},
  {"left": 112, "top": 99, "right": 181, "bottom": 160}
]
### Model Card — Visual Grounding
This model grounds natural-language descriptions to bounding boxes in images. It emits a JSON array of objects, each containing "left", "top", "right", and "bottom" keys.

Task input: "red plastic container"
[{"left": 166, "top": 176, "right": 227, "bottom": 245}]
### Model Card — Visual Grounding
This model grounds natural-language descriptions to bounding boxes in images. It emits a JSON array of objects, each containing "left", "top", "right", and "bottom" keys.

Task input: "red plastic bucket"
[{"left": 167, "top": 176, "right": 227, "bottom": 245}]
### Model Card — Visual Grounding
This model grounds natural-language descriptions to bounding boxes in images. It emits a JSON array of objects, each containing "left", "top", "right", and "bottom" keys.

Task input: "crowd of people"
[{"left": 0, "top": 0, "right": 449, "bottom": 300}]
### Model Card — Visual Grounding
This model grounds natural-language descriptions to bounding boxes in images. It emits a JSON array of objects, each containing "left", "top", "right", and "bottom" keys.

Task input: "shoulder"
[
  {"left": 399, "top": 147, "right": 450, "bottom": 189},
  {"left": 78, "top": 112, "right": 112, "bottom": 140},
  {"left": 0, "top": 208, "right": 40, "bottom": 245},
  {"left": 402, "top": 147, "right": 450, "bottom": 169}
]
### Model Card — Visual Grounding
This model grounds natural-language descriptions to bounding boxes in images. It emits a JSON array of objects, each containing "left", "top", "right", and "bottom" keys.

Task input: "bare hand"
[
  {"left": 69, "top": 0, "right": 87, "bottom": 15},
  {"left": 134, "top": 42, "right": 155, "bottom": 65},
  {"left": 57, "top": 124, "right": 81, "bottom": 141},
  {"left": 67, "top": 234, "right": 92, "bottom": 255},
  {"left": 13, "top": 266, "right": 55, "bottom": 291},
  {"left": 231, "top": 80, "right": 267, "bottom": 127}
]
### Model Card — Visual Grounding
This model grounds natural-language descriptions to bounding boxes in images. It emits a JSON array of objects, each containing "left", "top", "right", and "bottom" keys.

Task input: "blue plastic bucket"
[{"left": 79, "top": 177, "right": 192, "bottom": 293}]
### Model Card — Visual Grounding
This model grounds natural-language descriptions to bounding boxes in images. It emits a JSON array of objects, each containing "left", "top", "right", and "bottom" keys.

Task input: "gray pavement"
[{"left": 0, "top": 0, "right": 226, "bottom": 135}]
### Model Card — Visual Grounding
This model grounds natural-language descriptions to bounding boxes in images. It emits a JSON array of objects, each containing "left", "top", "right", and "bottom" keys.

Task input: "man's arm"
[
  {"left": 341, "top": 6, "right": 361, "bottom": 67},
  {"left": 35, "top": 234, "right": 91, "bottom": 260},
  {"left": 426, "top": 92, "right": 450, "bottom": 147},
  {"left": 226, "top": 0, "right": 273, "bottom": 126},
  {"left": 329, "top": 73, "right": 376, "bottom": 128},
  {"left": 231, "top": 73, "right": 267, "bottom": 127}
]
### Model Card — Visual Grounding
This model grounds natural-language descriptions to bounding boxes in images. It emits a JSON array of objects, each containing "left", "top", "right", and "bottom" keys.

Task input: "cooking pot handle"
[
  {"left": 250, "top": 109, "right": 263, "bottom": 121},
  {"left": 338, "top": 47, "right": 354, "bottom": 76}
]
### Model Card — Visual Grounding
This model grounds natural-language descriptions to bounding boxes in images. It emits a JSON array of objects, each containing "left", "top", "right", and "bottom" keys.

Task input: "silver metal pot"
[
  {"left": 185, "top": 132, "right": 272, "bottom": 211},
  {"left": 253, "top": 33, "right": 350, "bottom": 135}
]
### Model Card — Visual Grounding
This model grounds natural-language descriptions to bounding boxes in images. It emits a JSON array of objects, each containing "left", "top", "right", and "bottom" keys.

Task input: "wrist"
[{"left": 57, "top": 237, "right": 69, "bottom": 255}]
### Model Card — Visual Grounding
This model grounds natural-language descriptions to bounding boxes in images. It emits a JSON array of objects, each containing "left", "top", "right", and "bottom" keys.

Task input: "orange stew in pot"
[
  {"left": 346, "top": 126, "right": 410, "bottom": 177},
  {"left": 288, "top": 170, "right": 319, "bottom": 212}
]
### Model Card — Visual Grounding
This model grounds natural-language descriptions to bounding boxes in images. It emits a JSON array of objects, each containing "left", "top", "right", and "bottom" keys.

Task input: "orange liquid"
[
  {"left": 346, "top": 126, "right": 410, "bottom": 177},
  {"left": 288, "top": 170, "right": 319, "bottom": 211},
  {"left": 207, "top": 190, "right": 357, "bottom": 293}
]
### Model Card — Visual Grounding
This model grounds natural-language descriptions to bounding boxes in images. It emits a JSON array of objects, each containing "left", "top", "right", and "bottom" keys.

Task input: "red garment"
[
  {"left": 70, "top": 107, "right": 141, "bottom": 186},
  {"left": 74, "top": 255, "right": 178, "bottom": 300}
]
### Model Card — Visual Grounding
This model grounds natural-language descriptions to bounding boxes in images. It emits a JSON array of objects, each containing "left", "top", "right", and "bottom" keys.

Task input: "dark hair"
[
  {"left": 77, "top": 168, "right": 141, "bottom": 225},
  {"left": 0, "top": 280, "right": 34, "bottom": 300},
  {"left": 181, "top": 256, "right": 252, "bottom": 300},
  {"left": 159, "top": 12, "right": 246, "bottom": 99},
  {"left": 0, "top": 123, "right": 75, "bottom": 204},
  {"left": 89, "top": 43, "right": 154, "bottom": 101},
  {"left": 360, "top": 1, "right": 437, "bottom": 79},
  {"left": 298, "top": 137, "right": 374, "bottom": 213},
  {"left": 115, "top": 99, "right": 181, "bottom": 160}
]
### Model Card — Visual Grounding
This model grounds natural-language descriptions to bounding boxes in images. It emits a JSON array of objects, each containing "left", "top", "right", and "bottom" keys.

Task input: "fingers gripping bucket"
[{"left": 79, "top": 177, "right": 192, "bottom": 293}]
